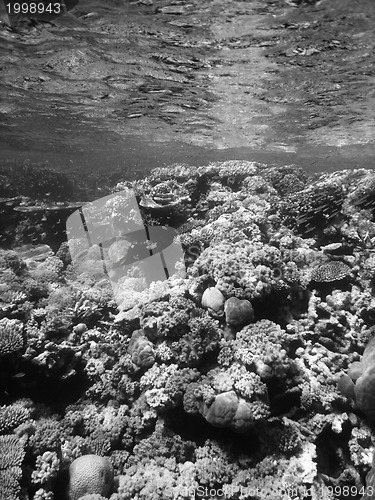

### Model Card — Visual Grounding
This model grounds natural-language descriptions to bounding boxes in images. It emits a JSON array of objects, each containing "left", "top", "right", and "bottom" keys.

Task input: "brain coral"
[{"left": 68, "top": 454, "right": 114, "bottom": 500}]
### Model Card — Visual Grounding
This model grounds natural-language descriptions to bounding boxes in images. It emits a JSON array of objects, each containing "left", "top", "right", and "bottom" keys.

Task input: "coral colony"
[{"left": 3, "top": 161, "right": 375, "bottom": 498}]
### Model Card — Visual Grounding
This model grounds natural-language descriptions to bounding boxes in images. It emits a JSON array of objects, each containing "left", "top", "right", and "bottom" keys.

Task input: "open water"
[{"left": 0, "top": 0, "right": 374, "bottom": 199}]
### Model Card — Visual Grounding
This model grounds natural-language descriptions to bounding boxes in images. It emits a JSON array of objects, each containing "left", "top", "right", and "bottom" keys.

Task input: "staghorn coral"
[
  {"left": 194, "top": 439, "right": 239, "bottom": 488},
  {"left": 169, "top": 313, "right": 222, "bottom": 367},
  {"left": 140, "top": 298, "right": 193, "bottom": 341}
]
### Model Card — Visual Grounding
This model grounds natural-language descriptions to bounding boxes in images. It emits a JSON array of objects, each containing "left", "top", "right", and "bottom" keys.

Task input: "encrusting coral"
[{"left": 3, "top": 163, "right": 375, "bottom": 498}]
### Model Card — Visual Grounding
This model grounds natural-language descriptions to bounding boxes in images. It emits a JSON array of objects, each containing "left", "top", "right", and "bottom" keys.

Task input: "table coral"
[{"left": 310, "top": 261, "right": 351, "bottom": 283}]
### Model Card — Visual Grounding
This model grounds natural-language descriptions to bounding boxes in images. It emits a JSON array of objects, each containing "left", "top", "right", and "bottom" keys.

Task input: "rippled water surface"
[{"left": 1, "top": 0, "right": 374, "bottom": 197}]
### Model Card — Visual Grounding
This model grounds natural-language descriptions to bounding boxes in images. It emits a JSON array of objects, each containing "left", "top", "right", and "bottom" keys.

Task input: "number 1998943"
[{"left": 5, "top": 2, "right": 62, "bottom": 15}]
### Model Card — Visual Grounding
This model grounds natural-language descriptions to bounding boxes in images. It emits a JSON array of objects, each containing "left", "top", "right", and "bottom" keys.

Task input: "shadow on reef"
[
  {"left": 251, "top": 288, "right": 310, "bottom": 328},
  {"left": 164, "top": 405, "right": 261, "bottom": 455},
  {"left": 0, "top": 352, "right": 89, "bottom": 411}
]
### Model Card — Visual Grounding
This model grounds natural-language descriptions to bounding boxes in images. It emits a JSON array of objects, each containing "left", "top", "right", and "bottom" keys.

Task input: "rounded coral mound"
[
  {"left": 224, "top": 297, "right": 254, "bottom": 326},
  {"left": 68, "top": 455, "right": 114, "bottom": 500}
]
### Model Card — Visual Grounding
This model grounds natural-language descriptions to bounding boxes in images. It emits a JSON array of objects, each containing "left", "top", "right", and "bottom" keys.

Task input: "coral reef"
[{"left": 2, "top": 163, "right": 375, "bottom": 498}]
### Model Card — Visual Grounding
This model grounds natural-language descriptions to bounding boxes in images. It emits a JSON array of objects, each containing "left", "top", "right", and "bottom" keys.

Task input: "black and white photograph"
[{"left": 0, "top": 0, "right": 375, "bottom": 498}]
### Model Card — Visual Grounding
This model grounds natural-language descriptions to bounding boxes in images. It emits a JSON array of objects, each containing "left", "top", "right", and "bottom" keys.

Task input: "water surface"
[{"left": 1, "top": 0, "right": 374, "bottom": 197}]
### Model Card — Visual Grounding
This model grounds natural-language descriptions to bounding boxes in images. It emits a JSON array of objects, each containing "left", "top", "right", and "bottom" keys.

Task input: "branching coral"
[
  {"left": 0, "top": 401, "right": 31, "bottom": 434},
  {"left": 116, "top": 457, "right": 199, "bottom": 500},
  {"left": 230, "top": 320, "right": 294, "bottom": 381},
  {"left": 183, "top": 361, "right": 271, "bottom": 431},
  {"left": 31, "top": 451, "right": 60, "bottom": 485},
  {"left": 140, "top": 364, "right": 200, "bottom": 412},
  {"left": 0, "top": 318, "right": 24, "bottom": 356},
  {"left": 0, "top": 434, "right": 26, "bottom": 500}
]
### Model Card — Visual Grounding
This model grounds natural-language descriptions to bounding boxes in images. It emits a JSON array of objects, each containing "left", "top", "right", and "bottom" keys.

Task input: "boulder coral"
[
  {"left": 204, "top": 391, "right": 255, "bottom": 432},
  {"left": 201, "top": 287, "right": 225, "bottom": 317},
  {"left": 184, "top": 362, "right": 270, "bottom": 431},
  {"left": 339, "top": 336, "right": 375, "bottom": 420},
  {"left": 128, "top": 330, "right": 155, "bottom": 369},
  {"left": 68, "top": 455, "right": 114, "bottom": 500},
  {"left": 224, "top": 297, "right": 254, "bottom": 326}
]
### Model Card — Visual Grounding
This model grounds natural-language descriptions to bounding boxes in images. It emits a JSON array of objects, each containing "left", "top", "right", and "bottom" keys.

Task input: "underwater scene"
[{"left": 1, "top": 0, "right": 375, "bottom": 499}]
